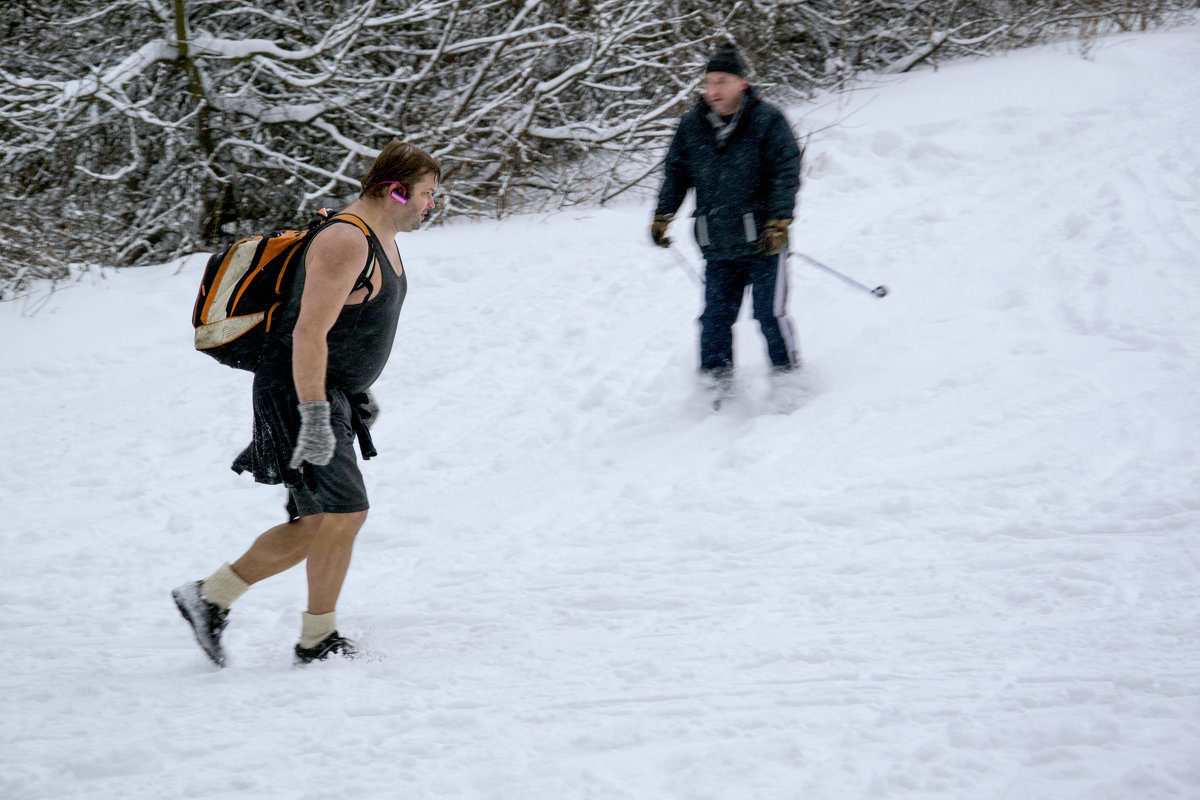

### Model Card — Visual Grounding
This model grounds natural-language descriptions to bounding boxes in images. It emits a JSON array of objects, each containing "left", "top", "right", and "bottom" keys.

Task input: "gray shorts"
[
  {"left": 232, "top": 377, "right": 370, "bottom": 521},
  {"left": 286, "top": 390, "right": 369, "bottom": 521}
]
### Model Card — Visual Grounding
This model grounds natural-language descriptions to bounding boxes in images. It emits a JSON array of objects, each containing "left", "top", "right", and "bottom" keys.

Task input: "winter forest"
[
  {"left": 4, "top": 0, "right": 1200, "bottom": 796},
  {"left": 0, "top": 0, "right": 1195, "bottom": 296}
]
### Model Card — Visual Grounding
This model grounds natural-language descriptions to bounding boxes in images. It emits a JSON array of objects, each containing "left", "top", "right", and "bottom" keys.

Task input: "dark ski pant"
[{"left": 699, "top": 251, "right": 800, "bottom": 374}]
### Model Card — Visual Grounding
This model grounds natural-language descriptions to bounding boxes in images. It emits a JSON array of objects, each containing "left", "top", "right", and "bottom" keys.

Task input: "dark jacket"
[{"left": 655, "top": 86, "right": 801, "bottom": 260}]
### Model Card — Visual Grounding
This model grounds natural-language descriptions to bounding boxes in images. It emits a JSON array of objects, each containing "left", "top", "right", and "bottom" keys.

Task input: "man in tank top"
[{"left": 172, "top": 141, "right": 441, "bottom": 666}]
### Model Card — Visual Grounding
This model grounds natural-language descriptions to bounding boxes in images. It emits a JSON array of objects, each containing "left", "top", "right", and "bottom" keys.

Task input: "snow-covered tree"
[{"left": 0, "top": 0, "right": 1192, "bottom": 295}]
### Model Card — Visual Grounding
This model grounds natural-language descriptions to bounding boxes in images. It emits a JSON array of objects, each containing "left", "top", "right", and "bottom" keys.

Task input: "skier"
[{"left": 651, "top": 41, "right": 803, "bottom": 408}]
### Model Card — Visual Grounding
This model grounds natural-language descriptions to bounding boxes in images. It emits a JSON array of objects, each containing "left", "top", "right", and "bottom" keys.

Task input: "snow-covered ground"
[{"left": 3, "top": 24, "right": 1199, "bottom": 800}]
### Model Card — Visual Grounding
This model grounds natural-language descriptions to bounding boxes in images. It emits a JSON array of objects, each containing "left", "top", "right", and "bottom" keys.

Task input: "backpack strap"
[{"left": 307, "top": 210, "right": 385, "bottom": 302}]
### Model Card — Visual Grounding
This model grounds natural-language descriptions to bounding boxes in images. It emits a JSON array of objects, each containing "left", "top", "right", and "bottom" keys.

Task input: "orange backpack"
[{"left": 192, "top": 210, "right": 377, "bottom": 371}]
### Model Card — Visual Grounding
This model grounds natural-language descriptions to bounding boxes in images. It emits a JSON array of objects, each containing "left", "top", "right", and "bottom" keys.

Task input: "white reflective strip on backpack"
[
  {"left": 195, "top": 313, "right": 265, "bottom": 350},
  {"left": 205, "top": 241, "right": 260, "bottom": 324},
  {"left": 696, "top": 215, "right": 710, "bottom": 247}
]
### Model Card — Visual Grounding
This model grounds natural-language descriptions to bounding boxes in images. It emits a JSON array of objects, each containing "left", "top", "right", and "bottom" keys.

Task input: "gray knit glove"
[{"left": 289, "top": 401, "right": 335, "bottom": 469}]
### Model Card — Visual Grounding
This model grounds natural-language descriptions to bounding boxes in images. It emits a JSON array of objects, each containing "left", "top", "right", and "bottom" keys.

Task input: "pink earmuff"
[{"left": 371, "top": 181, "right": 407, "bottom": 204}]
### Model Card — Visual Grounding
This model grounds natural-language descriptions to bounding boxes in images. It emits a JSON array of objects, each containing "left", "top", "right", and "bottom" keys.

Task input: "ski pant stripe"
[
  {"left": 699, "top": 252, "right": 801, "bottom": 372},
  {"left": 772, "top": 251, "right": 800, "bottom": 369}
]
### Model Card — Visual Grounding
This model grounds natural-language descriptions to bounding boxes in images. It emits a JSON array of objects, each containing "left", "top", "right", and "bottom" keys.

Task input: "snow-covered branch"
[{"left": 0, "top": 0, "right": 1191, "bottom": 289}]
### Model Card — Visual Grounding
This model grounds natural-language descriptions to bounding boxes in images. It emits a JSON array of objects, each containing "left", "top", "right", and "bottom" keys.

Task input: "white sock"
[
  {"left": 201, "top": 563, "right": 250, "bottom": 611},
  {"left": 299, "top": 611, "right": 337, "bottom": 649}
]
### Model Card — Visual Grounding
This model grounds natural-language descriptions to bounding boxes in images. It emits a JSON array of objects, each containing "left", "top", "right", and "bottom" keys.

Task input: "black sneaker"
[
  {"left": 294, "top": 631, "right": 358, "bottom": 665},
  {"left": 171, "top": 581, "right": 229, "bottom": 667}
]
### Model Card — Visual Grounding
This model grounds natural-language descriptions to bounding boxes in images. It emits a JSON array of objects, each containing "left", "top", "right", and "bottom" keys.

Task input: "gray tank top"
[{"left": 263, "top": 219, "right": 407, "bottom": 394}]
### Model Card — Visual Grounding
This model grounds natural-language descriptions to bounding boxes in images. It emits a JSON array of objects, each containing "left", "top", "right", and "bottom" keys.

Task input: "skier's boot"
[
  {"left": 703, "top": 367, "right": 735, "bottom": 410},
  {"left": 766, "top": 365, "right": 809, "bottom": 414}
]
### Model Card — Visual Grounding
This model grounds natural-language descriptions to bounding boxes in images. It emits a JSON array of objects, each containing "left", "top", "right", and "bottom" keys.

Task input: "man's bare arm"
[{"left": 292, "top": 225, "right": 370, "bottom": 402}]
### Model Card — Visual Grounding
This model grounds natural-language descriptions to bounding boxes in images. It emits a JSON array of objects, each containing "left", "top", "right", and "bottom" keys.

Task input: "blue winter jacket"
[{"left": 655, "top": 86, "right": 802, "bottom": 260}]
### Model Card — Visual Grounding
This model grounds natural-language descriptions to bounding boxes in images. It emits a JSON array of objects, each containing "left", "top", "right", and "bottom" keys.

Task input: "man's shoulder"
[
  {"left": 680, "top": 97, "right": 711, "bottom": 122},
  {"left": 748, "top": 97, "right": 798, "bottom": 144},
  {"left": 748, "top": 95, "right": 786, "bottom": 121},
  {"left": 305, "top": 217, "right": 371, "bottom": 270},
  {"left": 314, "top": 216, "right": 372, "bottom": 244},
  {"left": 311, "top": 217, "right": 371, "bottom": 250}
]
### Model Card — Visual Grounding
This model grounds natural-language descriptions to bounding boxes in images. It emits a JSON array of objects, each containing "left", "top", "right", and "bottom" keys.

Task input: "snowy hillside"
[{"left": 2, "top": 24, "right": 1199, "bottom": 800}]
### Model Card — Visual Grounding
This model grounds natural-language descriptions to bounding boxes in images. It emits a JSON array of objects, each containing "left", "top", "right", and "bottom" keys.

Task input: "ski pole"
[
  {"left": 670, "top": 247, "right": 706, "bottom": 287},
  {"left": 790, "top": 251, "right": 888, "bottom": 298}
]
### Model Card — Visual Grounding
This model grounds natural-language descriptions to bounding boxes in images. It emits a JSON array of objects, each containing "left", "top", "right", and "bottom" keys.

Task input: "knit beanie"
[{"left": 705, "top": 42, "right": 745, "bottom": 77}]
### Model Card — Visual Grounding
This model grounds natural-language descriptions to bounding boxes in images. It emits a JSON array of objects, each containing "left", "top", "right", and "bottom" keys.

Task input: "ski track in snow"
[{"left": 2, "top": 25, "right": 1199, "bottom": 800}]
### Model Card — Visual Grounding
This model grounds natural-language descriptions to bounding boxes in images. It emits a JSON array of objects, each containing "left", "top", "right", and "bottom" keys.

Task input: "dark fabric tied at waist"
[
  {"left": 348, "top": 391, "right": 378, "bottom": 460},
  {"left": 233, "top": 382, "right": 381, "bottom": 487}
]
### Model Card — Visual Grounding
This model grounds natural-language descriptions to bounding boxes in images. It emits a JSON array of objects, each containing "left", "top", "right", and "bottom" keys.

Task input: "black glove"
[
  {"left": 289, "top": 401, "right": 335, "bottom": 469},
  {"left": 758, "top": 218, "right": 791, "bottom": 255},
  {"left": 650, "top": 214, "right": 673, "bottom": 248}
]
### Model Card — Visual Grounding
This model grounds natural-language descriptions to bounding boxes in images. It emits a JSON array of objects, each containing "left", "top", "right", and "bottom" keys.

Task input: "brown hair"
[{"left": 360, "top": 140, "right": 442, "bottom": 199}]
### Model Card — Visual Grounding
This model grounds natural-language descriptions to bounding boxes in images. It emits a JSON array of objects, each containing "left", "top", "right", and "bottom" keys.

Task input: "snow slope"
[{"left": 2, "top": 24, "right": 1199, "bottom": 800}]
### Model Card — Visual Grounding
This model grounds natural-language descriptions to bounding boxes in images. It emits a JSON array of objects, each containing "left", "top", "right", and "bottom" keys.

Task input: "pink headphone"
[{"left": 370, "top": 181, "right": 407, "bottom": 204}]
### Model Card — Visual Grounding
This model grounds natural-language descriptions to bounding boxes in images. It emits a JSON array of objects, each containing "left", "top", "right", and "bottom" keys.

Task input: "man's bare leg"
[
  {"left": 230, "top": 515, "right": 324, "bottom": 585},
  {"left": 305, "top": 511, "right": 368, "bottom": 615},
  {"left": 173, "top": 516, "right": 322, "bottom": 666}
]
